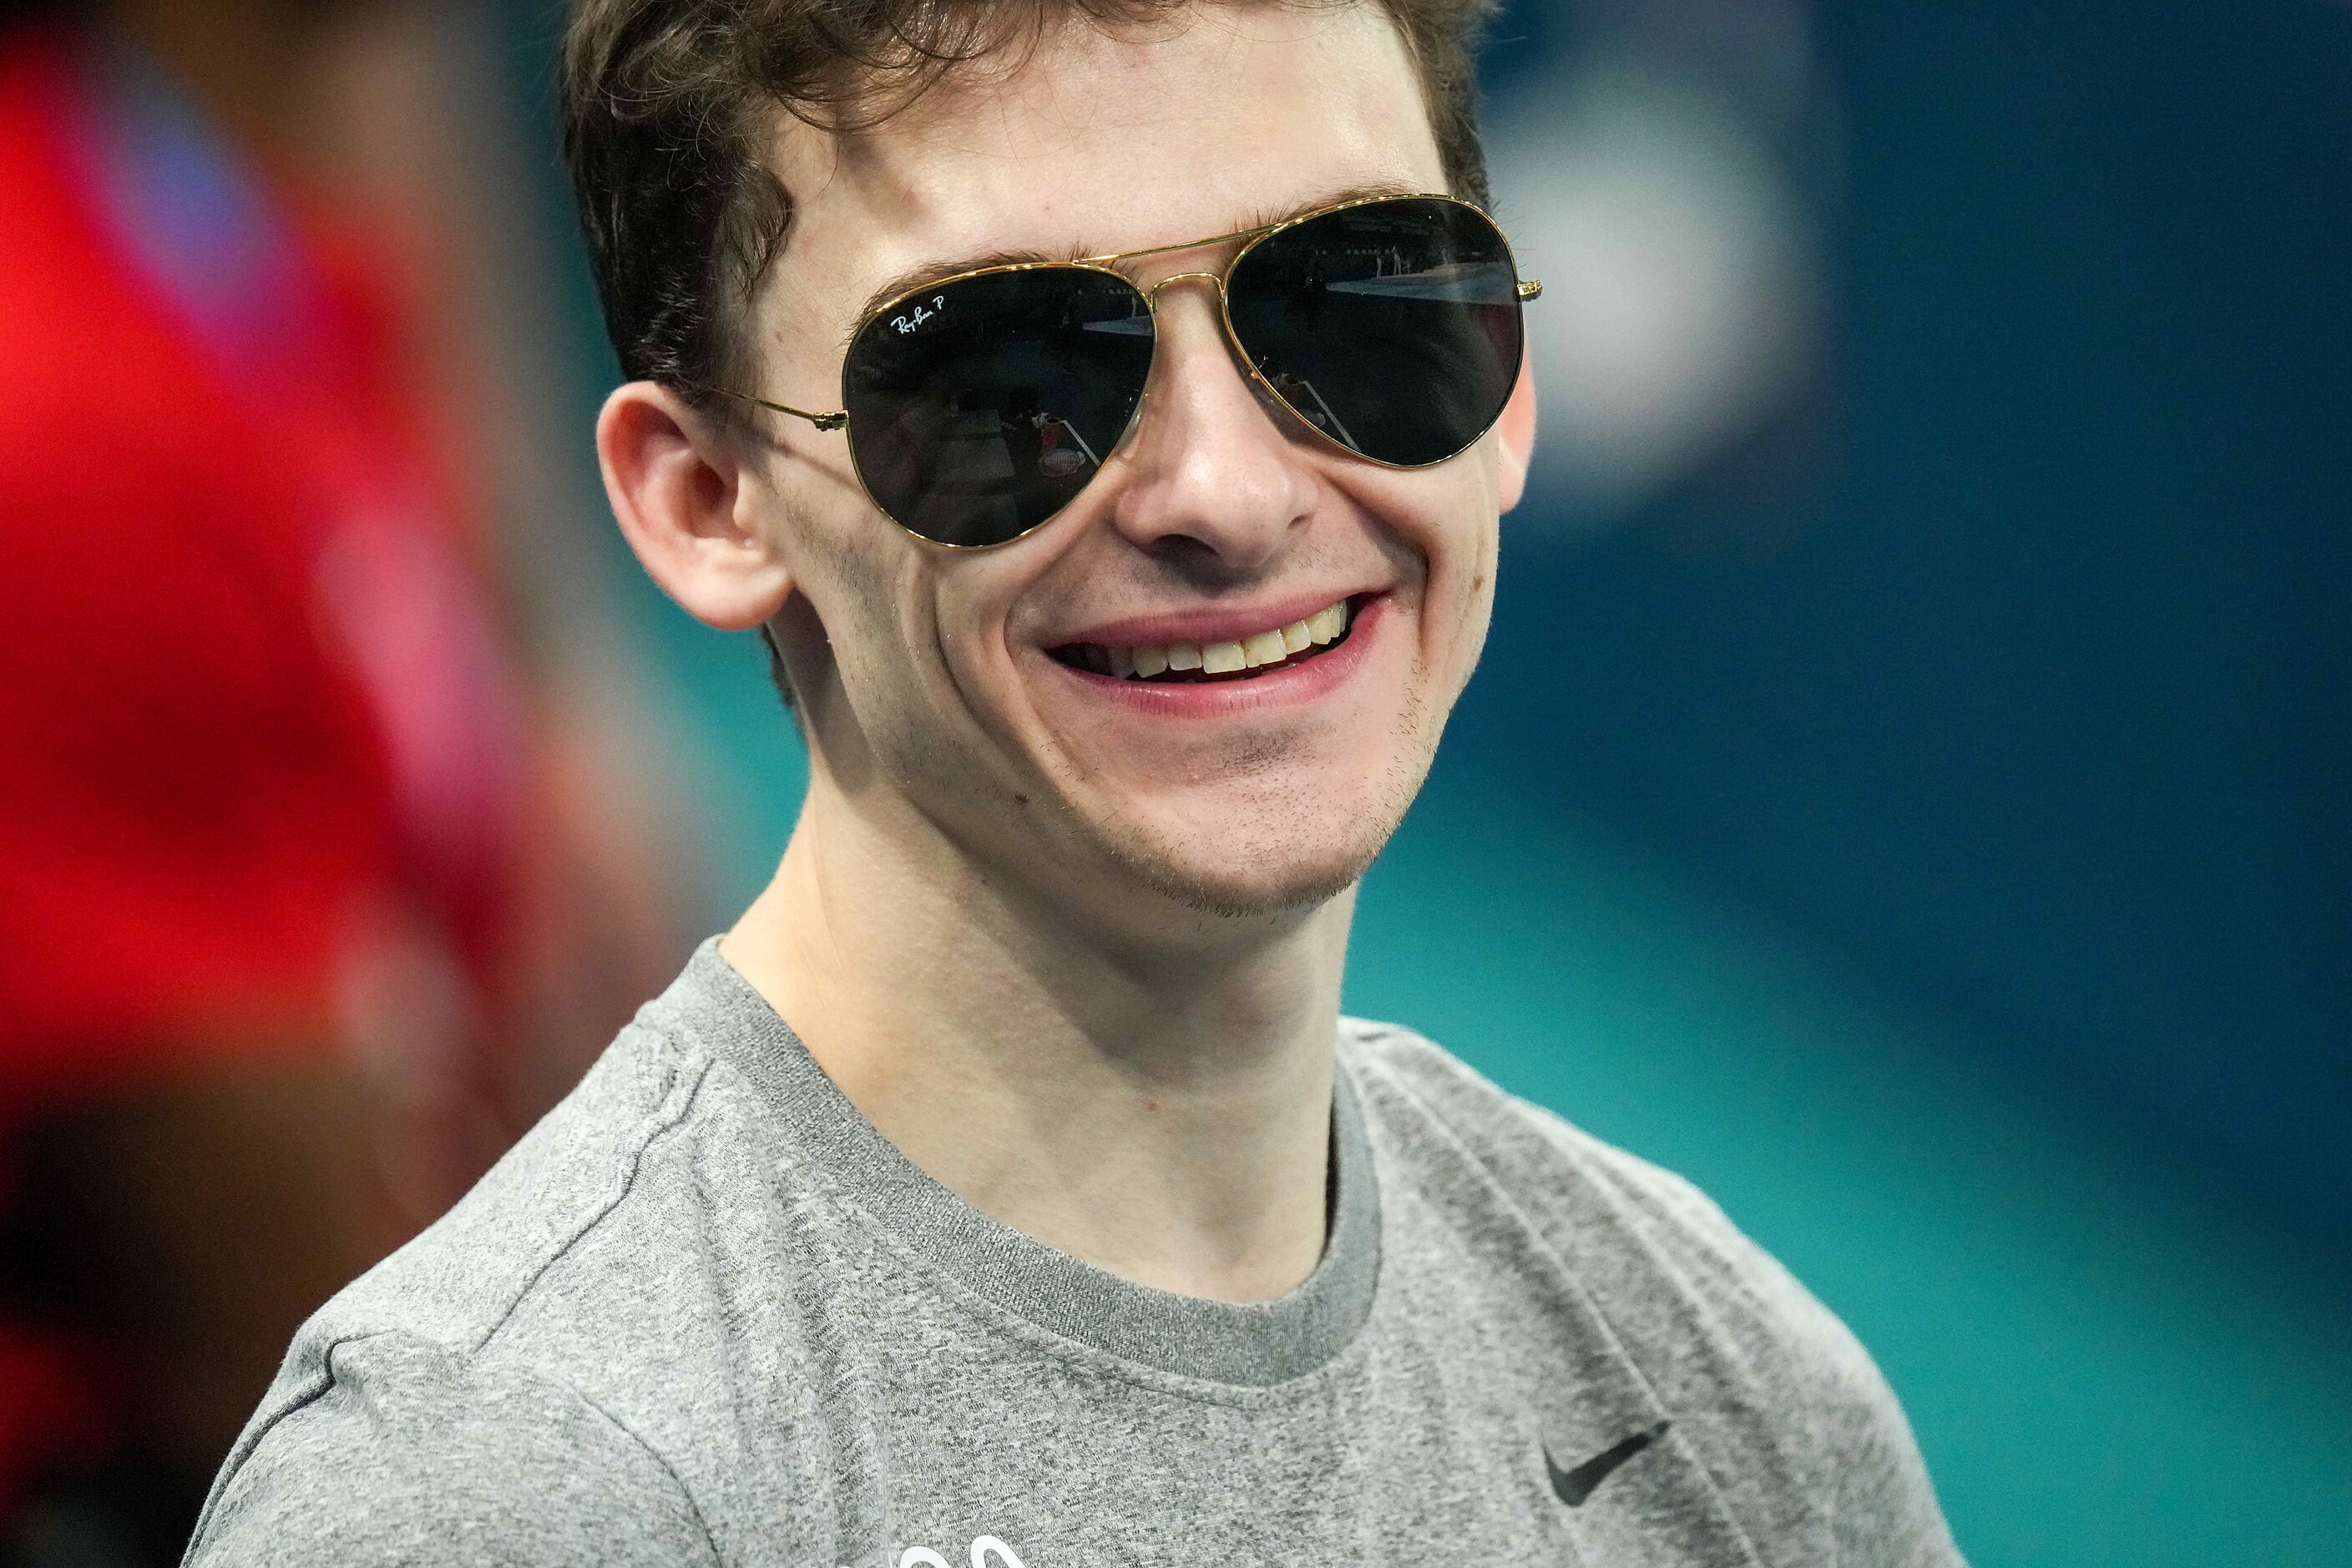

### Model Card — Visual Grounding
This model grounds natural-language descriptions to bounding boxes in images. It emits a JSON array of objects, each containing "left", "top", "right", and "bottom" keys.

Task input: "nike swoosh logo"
[{"left": 1545, "top": 1419, "right": 1673, "bottom": 1507}]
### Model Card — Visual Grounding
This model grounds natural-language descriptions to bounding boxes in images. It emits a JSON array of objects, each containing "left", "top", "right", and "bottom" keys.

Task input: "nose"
[{"left": 1101, "top": 277, "right": 1312, "bottom": 577}]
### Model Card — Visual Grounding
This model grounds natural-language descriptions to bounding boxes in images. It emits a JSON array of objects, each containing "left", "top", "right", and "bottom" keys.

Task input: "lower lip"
[{"left": 1043, "top": 595, "right": 1388, "bottom": 716}]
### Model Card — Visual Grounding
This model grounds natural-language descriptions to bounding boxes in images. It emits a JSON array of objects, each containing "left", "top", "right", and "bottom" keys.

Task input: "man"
[{"left": 188, "top": 0, "right": 1965, "bottom": 1562}]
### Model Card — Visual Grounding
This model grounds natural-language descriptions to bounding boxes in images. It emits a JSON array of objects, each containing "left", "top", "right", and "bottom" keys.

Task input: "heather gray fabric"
[{"left": 187, "top": 941, "right": 1964, "bottom": 1567}]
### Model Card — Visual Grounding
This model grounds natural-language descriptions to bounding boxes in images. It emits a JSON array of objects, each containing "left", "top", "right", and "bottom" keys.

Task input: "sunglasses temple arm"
[{"left": 702, "top": 386, "right": 849, "bottom": 431}]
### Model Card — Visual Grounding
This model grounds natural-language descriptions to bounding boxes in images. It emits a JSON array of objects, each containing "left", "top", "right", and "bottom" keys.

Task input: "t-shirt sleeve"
[
  {"left": 1602, "top": 1147, "right": 1965, "bottom": 1567},
  {"left": 1343, "top": 1024, "right": 1965, "bottom": 1565},
  {"left": 1816, "top": 1348, "right": 1961, "bottom": 1568},
  {"left": 187, "top": 1333, "right": 719, "bottom": 1568}
]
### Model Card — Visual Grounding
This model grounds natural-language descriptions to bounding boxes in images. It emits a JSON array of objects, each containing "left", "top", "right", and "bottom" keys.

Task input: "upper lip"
[{"left": 1044, "top": 589, "right": 1377, "bottom": 650}]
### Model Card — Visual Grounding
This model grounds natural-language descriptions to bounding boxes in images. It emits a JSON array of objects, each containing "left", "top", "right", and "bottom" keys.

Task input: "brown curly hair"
[{"left": 561, "top": 0, "right": 1498, "bottom": 402}]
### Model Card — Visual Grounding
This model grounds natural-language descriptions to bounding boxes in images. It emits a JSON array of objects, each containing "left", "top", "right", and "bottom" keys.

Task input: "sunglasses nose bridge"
[
  {"left": 1141, "top": 270, "right": 1245, "bottom": 376},
  {"left": 1143, "top": 270, "right": 1227, "bottom": 306}
]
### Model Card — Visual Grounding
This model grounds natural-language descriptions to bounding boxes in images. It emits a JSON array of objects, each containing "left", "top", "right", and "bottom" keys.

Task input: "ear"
[
  {"left": 597, "top": 382, "right": 794, "bottom": 631},
  {"left": 1495, "top": 350, "right": 1538, "bottom": 515}
]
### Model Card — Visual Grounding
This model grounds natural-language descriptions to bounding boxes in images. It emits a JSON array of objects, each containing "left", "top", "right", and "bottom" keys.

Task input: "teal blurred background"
[{"left": 488, "top": 0, "right": 2351, "bottom": 1560}]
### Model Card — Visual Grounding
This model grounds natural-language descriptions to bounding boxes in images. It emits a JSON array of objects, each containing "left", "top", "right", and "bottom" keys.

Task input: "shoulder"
[
  {"left": 1341, "top": 1014, "right": 1881, "bottom": 1394},
  {"left": 187, "top": 1330, "right": 717, "bottom": 1566},
  {"left": 304, "top": 1018, "right": 724, "bottom": 1350},
  {"left": 1339, "top": 1015, "right": 1766, "bottom": 1257},
  {"left": 1340, "top": 1019, "right": 1961, "bottom": 1564},
  {"left": 1343, "top": 1015, "right": 1808, "bottom": 1299},
  {"left": 190, "top": 1020, "right": 732, "bottom": 1564}
]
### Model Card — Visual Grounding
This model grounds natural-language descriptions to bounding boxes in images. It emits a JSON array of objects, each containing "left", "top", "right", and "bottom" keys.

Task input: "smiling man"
[{"left": 185, "top": 1, "right": 1965, "bottom": 1564}]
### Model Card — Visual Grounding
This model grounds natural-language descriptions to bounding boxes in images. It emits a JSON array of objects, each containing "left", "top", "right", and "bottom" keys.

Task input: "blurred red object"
[{"left": 0, "top": 22, "right": 540, "bottom": 1532}]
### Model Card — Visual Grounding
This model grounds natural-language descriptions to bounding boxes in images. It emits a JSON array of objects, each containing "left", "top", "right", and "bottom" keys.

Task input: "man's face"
[{"left": 740, "top": 4, "right": 1509, "bottom": 925}]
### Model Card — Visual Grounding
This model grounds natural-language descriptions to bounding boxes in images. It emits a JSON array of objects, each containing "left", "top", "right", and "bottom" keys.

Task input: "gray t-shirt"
[{"left": 187, "top": 941, "right": 1963, "bottom": 1567}]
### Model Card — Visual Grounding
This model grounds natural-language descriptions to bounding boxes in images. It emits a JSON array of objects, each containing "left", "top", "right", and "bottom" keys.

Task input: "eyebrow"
[{"left": 844, "top": 178, "right": 1429, "bottom": 332}]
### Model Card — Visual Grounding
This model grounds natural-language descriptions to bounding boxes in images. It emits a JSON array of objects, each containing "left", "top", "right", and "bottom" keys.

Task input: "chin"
[
  {"left": 1121, "top": 839, "right": 1378, "bottom": 921},
  {"left": 1083, "top": 751, "right": 1429, "bottom": 922}
]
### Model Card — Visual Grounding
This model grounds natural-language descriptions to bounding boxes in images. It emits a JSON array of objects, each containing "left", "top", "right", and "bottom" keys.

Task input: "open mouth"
[{"left": 1050, "top": 597, "right": 1360, "bottom": 684}]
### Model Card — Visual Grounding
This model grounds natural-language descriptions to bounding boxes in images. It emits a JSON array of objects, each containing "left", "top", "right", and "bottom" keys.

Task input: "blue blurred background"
[{"left": 492, "top": 1, "right": 2350, "bottom": 1560}]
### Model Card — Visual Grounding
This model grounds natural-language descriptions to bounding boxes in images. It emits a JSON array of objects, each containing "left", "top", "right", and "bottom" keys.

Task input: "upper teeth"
[{"left": 1088, "top": 600, "right": 1350, "bottom": 680}]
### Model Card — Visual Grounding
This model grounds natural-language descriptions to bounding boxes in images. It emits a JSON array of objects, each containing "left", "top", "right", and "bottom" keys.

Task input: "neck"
[{"left": 722, "top": 772, "right": 1353, "bottom": 1304}]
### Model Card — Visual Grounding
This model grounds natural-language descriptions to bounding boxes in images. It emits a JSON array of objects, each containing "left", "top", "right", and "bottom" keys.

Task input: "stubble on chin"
[{"left": 1066, "top": 678, "right": 1440, "bottom": 923}]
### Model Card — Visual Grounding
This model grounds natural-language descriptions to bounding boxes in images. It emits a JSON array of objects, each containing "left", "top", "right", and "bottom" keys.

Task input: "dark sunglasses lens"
[
  {"left": 1226, "top": 197, "right": 1525, "bottom": 467},
  {"left": 843, "top": 269, "right": 1152, "bottom": 546}
]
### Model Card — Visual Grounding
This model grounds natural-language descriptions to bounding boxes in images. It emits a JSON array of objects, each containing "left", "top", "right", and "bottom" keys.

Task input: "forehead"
[{"left": 759, "top": 6, "right": 1446, "bottom": 336}]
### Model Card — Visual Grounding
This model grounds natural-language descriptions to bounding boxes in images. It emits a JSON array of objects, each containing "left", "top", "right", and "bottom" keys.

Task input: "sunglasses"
[{"left": 708, "top": 194, "right": 1540, "bottom": 549}]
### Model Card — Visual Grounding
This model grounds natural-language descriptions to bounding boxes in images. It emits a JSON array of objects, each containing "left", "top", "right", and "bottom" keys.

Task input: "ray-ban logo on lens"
[
  {"left": 892, "top": 296, "right": 949, "bottom": 334},
  {"left": 1545, "top": 1419, "right": 1672, "bottom": 1507}
]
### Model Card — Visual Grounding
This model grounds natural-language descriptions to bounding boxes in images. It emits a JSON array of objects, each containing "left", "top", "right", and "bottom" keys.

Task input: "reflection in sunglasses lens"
[
  {"left": 845, "top": 269, "right": 1153, "bottom": 546},
  {"left": 1226, "top": 198, "right": 1523, "bottom": 468}
]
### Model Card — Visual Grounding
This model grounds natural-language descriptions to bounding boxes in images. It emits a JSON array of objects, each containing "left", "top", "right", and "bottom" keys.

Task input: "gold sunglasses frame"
[{"left": 706, "top": 191, "right": 1543, "bottom": 549}]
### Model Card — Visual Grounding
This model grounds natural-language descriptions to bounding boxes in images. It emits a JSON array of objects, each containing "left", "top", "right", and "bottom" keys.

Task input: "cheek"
[
  {"left": 1333, "top": 462, "right": 1496, "bottom": 615},
  {"left": 1391, "top": 469, "right": 1500, "bottom": 697},
  {"left": 768, "top": 491, "right": 926, "bottom": 706},
  {"left": 851, "top": 545, "right": 1048, "bottom": 779}
]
